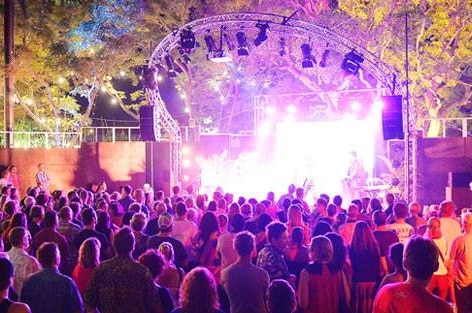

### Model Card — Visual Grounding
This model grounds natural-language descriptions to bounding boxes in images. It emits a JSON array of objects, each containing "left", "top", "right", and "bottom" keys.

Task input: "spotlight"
[
  {"left": 178, "top": 48, "right": 191, "bottom": 63},
  {"left": 341, "top": 50, "right": 364, "bottom": 75},
  {"left": 319, "top": 46, "right": 330, "bottom": 68},
  {"left": 180, "top": 27, "right": 196, "bottom": 53},
  {"left": 236, "top": 31, "right": 249, "bottom": 56},
  {"left": 223, "top": 31, "right": 235, "bottom": 51},
  {"left": 301, "top": 43, "right": 316, "bottom": 68},
  {"left": 164, "top": 54, "right": 177, "bottom": 78},
  {"left": 279, "top": 37, "right": 286, "bottom": 57},
  {"left": 204, "top": 27, "right": 232, "bottom": 63},
  {"left": 143, "top": 66, "right": 158, "bottom": 89},
  {"left": 254, "top": 22, "right": 269, "bottom": 47},
  {"left": 204, "top": 32, "right": 218, "bottom": 53}
]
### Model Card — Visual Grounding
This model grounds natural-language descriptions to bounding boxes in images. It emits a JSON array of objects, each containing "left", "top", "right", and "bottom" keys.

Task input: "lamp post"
[{"left": 4, "top": 0, "right": 15, "bottom": 147}]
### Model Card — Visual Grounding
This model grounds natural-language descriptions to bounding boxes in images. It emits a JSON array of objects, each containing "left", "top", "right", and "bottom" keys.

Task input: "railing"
[
  {"left": 0, "top": 127, "right": 142, "bottom": 148},
  {"left": 422, "top": 117, "right": 472, "bottom": 138}
]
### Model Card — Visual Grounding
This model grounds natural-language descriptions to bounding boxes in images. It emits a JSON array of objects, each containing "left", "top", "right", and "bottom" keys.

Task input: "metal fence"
[
  {"left": 0, "top": 127, "right": 141, "bottom": 148},
  {"left": 422, "top": 117, "right": 472, "bottom": 138}
]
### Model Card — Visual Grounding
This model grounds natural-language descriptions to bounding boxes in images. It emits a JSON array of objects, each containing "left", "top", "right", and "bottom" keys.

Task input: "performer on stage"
[{"left": 343, "top": 151, "right": 367, "bottom": 200}]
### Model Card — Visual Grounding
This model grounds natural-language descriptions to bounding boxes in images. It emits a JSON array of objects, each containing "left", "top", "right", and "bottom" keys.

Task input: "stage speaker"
[
  {"left": 448, "top": 172, "right": 472, "bottom": 188},
  {"left": 381, "top": 95, "right": 404, "bottom": 140},
  {"left": 139, "top": 105, "right": 158, "bottom": 141}
]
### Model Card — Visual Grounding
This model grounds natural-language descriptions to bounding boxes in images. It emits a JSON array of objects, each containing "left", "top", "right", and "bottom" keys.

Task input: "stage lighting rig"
[
  {"left": 279, "top": 37, "right": 286, "bottom": 57},
  {"left": 180, "top": 27, "right": 197, "bottom": 53},
  {"left": 204, "top": 27, "right": 232, "bottom": 63},
  {"left": 341, "top": 50, "right": 364, "bottom": 75},
  {"left": 319, "top": 44, "right": 330, "bottom": 68},
  {"left": 143, "top": 66, "right": 158, "bottom": 89},
  {"left": 236, "top": 31, "right": 249, "bottom": 56},
  {"left": 301, "top": 43, "right": 316, "bottom": 68},
  {"left": 178, "top": 48, "right": 191, "bottom": 64},
  {"left": 164, "top": 54, "right": 177, "bottom": 78},
  {"left": 254, "top": 22, "right": 269, "bottom": 47}
]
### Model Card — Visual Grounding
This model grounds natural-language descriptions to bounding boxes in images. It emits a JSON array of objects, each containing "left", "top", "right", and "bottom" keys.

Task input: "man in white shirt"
[
  {"left": 7, "top": 227, "right": 40, "bottom": 296},
  {"left": 172, "top": 202, "right": 198, "bottom": 253},
  {"left": 387, "top": 202, "right": 415, "bottom": 244},
  {"left": 439, "top": 200, "right": 461, "bottom": 255}
]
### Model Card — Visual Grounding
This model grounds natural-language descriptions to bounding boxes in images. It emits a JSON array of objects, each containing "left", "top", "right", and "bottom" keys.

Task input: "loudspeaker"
[
  {"left": 448, "top": 172, "right": 472, "bottom": 188},
  {"left": 140, "top": 105, "right": 158, "bottom": 141},
  {"left": 381, "top": 95, "right": 404, "bottom": 140}
]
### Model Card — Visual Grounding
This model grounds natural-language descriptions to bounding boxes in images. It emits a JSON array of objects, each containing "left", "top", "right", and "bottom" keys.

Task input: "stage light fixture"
[
  {"left": 301, "top": 43, "right": 316, "bottom": 68},
  {"left": 204, "top": 28, "right": 232, "bottom": 63},
  {"left": 236, "top": 31, "right": 249, "bottom": 56},
  {"left": 223, "top": 31, "right": 235, "bottom": 51},
  {"left": 143, "top": 66, "right": 158, "bottom": 89},
  {"left": 178, "top": 48, "right": 191, "bottom": 64},
  {"left": 279, "top": 37, "right": 286, "bottom": 57},
  {"left": 254, "top": 22, "right": 269, "bottom": 47},
  {"left": 319, "top": 46, "right": 330, "bottom": 68},
  {"left": 164, "top": 54, "right": 177, "bottom": 78},
  {"left": 341, "top": 50, "right": 364, "bottom": 75},
  {"left": 180, "top": 27, "right": 197, "bottom": 53}
]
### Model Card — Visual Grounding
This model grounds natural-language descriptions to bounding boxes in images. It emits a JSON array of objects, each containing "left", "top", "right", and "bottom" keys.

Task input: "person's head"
[
  {"left": 199, "top": 211, "right": 219, "bottom": 240},
  {"left": 78, "top": 237, "right": 101, "bottom": 268},
  {"left": 122, "top": 185, "right": 133, "bottom": 197},
  {"left": 240, "top": 203, "right": 252, "bottom": 217},
  {"left": 37, "top": 242, "right": 60, "bottom": 269},
  {"left": 315, "top": 198, "right": 328, "bottom": 214},
  {"left": 440, "top": 200, "right": 456, "bottom": 218},
  {"left": 426, "top": 217, "right": 441, "bottom": 238},
  {"left": 386, "top": 193, "right": 395, "bottom": 205},
  {"left": 113, "top": 226, "right": 135, "bottom": 256},
  {"left": 3, "top": 200, "right": 18, "bottom": 216},
  {"left": 180, "top": 267, "right": 219, "bottom": 312},
  {"left": 133, "top": 189, "right": 145, "bottom": 203},
  {"left": 158, "top": 212, "right": 173, "bottom": 233},
  {"left": 258, "top": 213, "right": 273, "bottom": 233},
  {"left": 59, "top": 206, "right": 73, "bottom": 222},
  {"left": 312, "top": 221, "right": 332, "bottom": 237},
  {"left": 333, "top": 195, "right": 343, "bottom": 207},
  {"left": 36, "top": 193, "right": 50, "bottom": 207},
  {"left": 8, "top": 212, "right": 27, "bottom": 229},
  {"left": 373, "top": 210, "right": 387, "bottom": 227},
  {"left": 327, "top": 203, "right": 337, "bottom": 217},
  {"left": 370, "top": 198, "right": 383, "bottom": 212},
  {"left": 309, "top": 235, "right": 333, "bottom": 263},
  {"left": 38, "top": 163, "right": 45, "bottom": 171},
  {"left": 287, "top": 205, "right": 303, "bottom": 226},
  {"left": 409, "top": 202, "right": 422, "bottom": 217},
  {"left": 96, "top": 210, "right": 111, "bottom": 229},
  {"left": 288, "top": 184, "right": 296, "bottom": 194},
  {"left": 158, "top": 242, "right": 175, "bottom": 264},
  {"left": 230, "top": 213, "right": 245, "bottom": 233},
  {"left": 175, "top": 202, "right": 187, "bottom": 217},
  {"left": 295, "top": 188, "right": 304, "bottom": 199},
  {"left": 24, "top": 196, "right": 36, "bottom": 209},
  {"left": 389, "top": 242, "right": 404, "bottom": 271},
  {"left": 234, "top": 231, "right": 255, "bottom": 258},
  {"left": 462, "top": 212, "right": 472, "bottom": 233},
  {"left": 172, "top": 185, "right": 180, "bottom": 196},
  {"left": 218, "top": 214, "right": 228, "bottom": 232},
  {"left": 82, "top": 208, "right": 97, "bottom": 227},
  {"left": 393, "top": 202, "right": 409, "bottom": 220},
  {"left": 266, "top": 221, "right": 288, "bottom": 248},
  {"left": 325, "top": 232, "right": 348, "bottom": 270},
  {"left": 267, "top": 279, "right": 296, "bottom": 313},
  {"left": 138, "top": 249, "right": 166, "bottom": 279},
  {"left": 0, "top": 258, "right": 14, "bottom": 291},
  {"left": 130, "top": 212, "right": 147, "bottom": 232},
  {"left": 30, "top": 205, "right": 45, "bottom": 222},
  {"left": 403, "top": 236, "right": 439, "bottom": 280},
  {"left": 351, "top": 221, "right": 379, "bottom": 253},
  {"left": 44, "top": 210, "right": 59, "bottom": 229},
  {"left": 291, "top": 227, "right": 304, "bottom": 246},
  {"left": 9, "top": 226, "right": 30, "bottom": 249},
  {"left": 347, "top": 203, "right": 360, "bottom": 220}
]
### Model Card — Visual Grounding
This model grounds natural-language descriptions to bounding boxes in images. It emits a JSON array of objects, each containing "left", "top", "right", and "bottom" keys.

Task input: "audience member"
[
  {"left": 172, "top": 202, "right": 198, "bottom": 253},
  {"left": 217, "top": 213, "right": 245, "bottom": 269},
  {"left": 73, "top": 208, "right": 111, "bottom": 261},
  {"left": 298, "top": 235, "right": 343, "bottom": 313},
  {"left": 266, "top": 279, "right": 296, "bottom": 313},
  {"left": 138, "top": 249, "right": 175, "bottom": 313},
  {"left": 372, "top": 210, "right": 399, "bottom": 274},
  {"left": 386, "top": 202, "right": 414, "bottom": 244},
  {"left": 170, "top": 267, "right": 224, "bottom": 313},
  {"left": 130, "top": 212, "right": 149, "bottom": 260},
  {"left": 221, "top": 231, "right": 269, "bottom": 313},
  {"left": 450, "top": 212, "right": 472, "bottom": 313},
  {"left": 439, "top": 200, "right": 461, "bottom": 255},
  {"left": 0, "top": 258, "right": 31, "bottom": 313},
  {"left": 72, "top": 237, "right": 101, "bottom": 295},
  {"left": 84, "top": 227, "right": 162, "bottom": 313},
  {"left": 157, "top": 242, "right": 185, "bottom": 307},
  {"left": 378, "top": 242, "right": 406, "bottom": 290},
  {"left": 21, "top": 242, "right": 83, "bottom": 313},
  {"left": 373, "top": 236, "right": 453, "bottom": 313}
]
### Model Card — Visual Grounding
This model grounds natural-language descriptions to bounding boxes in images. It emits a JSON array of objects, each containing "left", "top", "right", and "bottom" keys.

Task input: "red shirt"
[
  {"left": 373, "top": 282, "right": 453, "bottom": 313},
  {"left": 72, "top": 263, "right": 95, "bottom": 294}
]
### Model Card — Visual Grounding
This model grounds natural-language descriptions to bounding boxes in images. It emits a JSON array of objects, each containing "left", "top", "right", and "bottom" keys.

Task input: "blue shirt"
[{"left": 21, "top": 268, "right": 83, "bottom": 313}]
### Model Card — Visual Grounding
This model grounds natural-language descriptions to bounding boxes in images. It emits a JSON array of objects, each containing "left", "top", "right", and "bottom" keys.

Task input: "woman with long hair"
[
  {"left": 72, "top": 237, "right": 101, "bottom": 294},
  {"left": 349, "top": 221, "right": 382, "bottom": 313},
  {"left": 192, "top": 212, "right": 221, "bottom": 280},
  {"left": 3, "top": 212, "right": 27, "bottom": 251},
  {"left": 170, "top": 266, "right": 223, "bottom": 313},
  {"left": 298, "top": 236, "right": 343, "bottom": 313},
  {"left": 286, "top": 205, "right": 310, "bottom": 245}
]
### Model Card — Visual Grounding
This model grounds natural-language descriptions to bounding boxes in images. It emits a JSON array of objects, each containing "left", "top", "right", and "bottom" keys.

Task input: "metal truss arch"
[{"left": 147, "top": 12, "right": 412, "bottom": 197}]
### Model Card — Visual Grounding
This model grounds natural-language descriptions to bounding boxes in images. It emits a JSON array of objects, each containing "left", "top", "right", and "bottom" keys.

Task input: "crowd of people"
[{"left": 0, "top": 168, "right": 471, "bottom": 313}]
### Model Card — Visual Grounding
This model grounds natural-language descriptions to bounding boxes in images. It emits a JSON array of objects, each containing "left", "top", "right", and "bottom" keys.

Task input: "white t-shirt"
[
  {"left": 172, "top": 219, "right": 198, "bottom": 249},
  {"left": 217, "top": 232, "right": 238, "bottom": 269},
  {"left": 439, "top": 217, "right": 461, "bottom": 255},
  {"left": 386, "top": 222, "right": 414, "bottom": 244}
]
